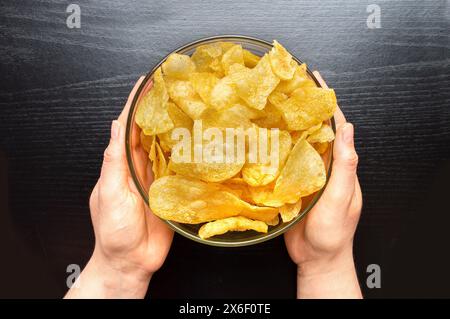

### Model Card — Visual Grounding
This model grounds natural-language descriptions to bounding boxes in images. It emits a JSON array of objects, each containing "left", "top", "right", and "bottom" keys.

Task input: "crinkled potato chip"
[
  {"left": 307, "top": 124, "right": 335, "bottom": 144},
  {"left": 279, "top": 199, "right": 302, "bottom": 223},
  {"left": 162, "top": 53, "right": 196, "bottom": 80},
  {"left": 140, "top": 131, "right": 153, "bottom": 153},
  {"left": 269, "top": 40, "right": 296, "bottom": 80},
  {"left": 273, "top": 139, "right": 326, "bottom": 202},
  {"left": 189, "top": 72, "right": 219, "bottom": 104},
  {"left": 149, "top": 175, "right": 278, "bottom": 224},
  {"left": 210, "top": 76, "right": 240, "bottom": 110},
  {"left": 136, "top": 40, "right": 335, "bottom": 240},
  {"left": 221, "top": 44, "right": 245, "bottom": 75},
  {"left": 243, "top": 49, "right": 261, "bottom": 68},
  {"left": 274, "top": 87, "right": 337, "bottom": 130},
  {"left": 313, "top": 142, "right": 330, "bottom": 155},
  {"left": 198, "top": 216, "right": 268, "bottom": 239},
  {"left": 158, "top": 102, "right": 193, "bottom": 152},
  {"left": 149, "top": 137, "right": 170, "bottom": 179},
  {"left": 275, "top": 63, "right": 310, "bottom": 94},
  {"left": 252, "top": 102, "right": 288, "bottom": 129},
  {"left": 230, "top": 54, "right": 280, "bottom": 110},
  {"left": 242, "top": 130, "right": 292, "bottom": 186},
  {"left": 135, "top": 68, "right": 174, "bottom": 135},
  {"left": 166, "top": 80, "right": 208, "bottom": 119}
]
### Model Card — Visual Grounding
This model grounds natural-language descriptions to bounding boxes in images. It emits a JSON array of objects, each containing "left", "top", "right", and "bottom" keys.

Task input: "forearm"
[
  {"left": 64, "top": 253, "right": 151, "bottom": 299},
  {"left": 297, "top": 249, "right": 362, "bottom": 299}
]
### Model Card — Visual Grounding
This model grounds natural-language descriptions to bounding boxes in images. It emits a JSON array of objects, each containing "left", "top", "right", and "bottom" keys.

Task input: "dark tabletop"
[{"left": 0, "top": 0, "right": 449, "bottom": 298}]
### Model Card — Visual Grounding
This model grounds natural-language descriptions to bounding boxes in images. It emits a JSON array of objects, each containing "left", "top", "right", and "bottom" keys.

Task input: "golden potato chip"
[
  {"left": 266, "top": 215, "right": 280, "bottom": 226},
  {"left": 269, "top": 40, "right": 296, "bottom": 80},
  {"left": 274, "top": 87, "right": 337, "bottom": 130},
  {"left": 135, "top": 68, "right": 174, "bottom": 135},
  {"left": 149, "top": 175, "right": 278, "bottom": 224},
  {"left": 189, "top": 72, "right": 219, "bottom": 104},
  {"left": 247, "top": 182, "right": 285, "bottom": 207},
  {"left": 210, "top": 76, "right": 240, "bottom": 110},
  {"left": 242, "top": 130, "right": 292, "bottom": 186},
  {"left": 279, "top": 199, "right": 302, "bottom": 223},
  {"left": 275, "top": 63, "right": 311, "bottom": 94},
  {"left": 166, "top": 80, "right": 208, "bottom": 119},
  {"left": 243, "top": 49, "right": 261, "bottom": 68},
  {"left": 231, "top": 104, "right": 266, "bottom": 120},
  {"left": 229, "top": 54, "right": 280, "bottom": 110},
  {"left": 140, "top": 131, "right": 153, "bottom": 153},
  {"left": 191, "top": 43, "right": 223, "bottom": 72},
  {"left": 162, "top": 53, "right": 196, "bottom": 80},
  {"left": 198, "top": 216, "right": 268, "bottom": 239},
  {"left": 313, "top": 142, "right": 329, "bottom": 154},
  {"left": 306, "top": 124, "right": 335, "bottom": 144},
  {"left": 149, "top": 138, "right": 169, "bottom": 179},
  {"left": 221, "top": 44, "right": 244, "bottom": 75},
  {"left": 157, "top": 102, "right": 193, "bottom": 152},
  {"left": 273, "top": 139, "right": 326, "bottom": 202},
  {"left": 252, "top": 102, "right": 287, "bottom": 129},
  {"left": 200, "top": 106, "right": 253, "bottom": 130},
  {"left": 268, "top": 90, "right": 288, "bottom": 107}
]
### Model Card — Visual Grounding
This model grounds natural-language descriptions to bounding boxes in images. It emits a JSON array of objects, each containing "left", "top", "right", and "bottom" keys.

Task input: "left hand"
[{"left": 65, "top": 76, "right": 173, "bottom": 298}]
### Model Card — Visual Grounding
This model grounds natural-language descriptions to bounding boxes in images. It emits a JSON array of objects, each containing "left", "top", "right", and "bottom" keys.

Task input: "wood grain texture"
[{"left": 0, "top": 0, "right": 449, "bottom": 298}]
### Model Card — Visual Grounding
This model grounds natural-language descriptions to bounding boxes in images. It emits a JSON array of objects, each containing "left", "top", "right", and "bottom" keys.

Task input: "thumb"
[
  {"left": 99, "top": 120, "right": 128, "bottom": 196},
  {"left": 321, "top": 122, "right": 358, "bottom": 205}
]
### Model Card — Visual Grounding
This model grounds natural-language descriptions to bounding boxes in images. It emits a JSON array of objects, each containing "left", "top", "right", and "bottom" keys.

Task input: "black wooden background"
[{"left": 0, "top": 0, "right": 449, "bottom": 298}]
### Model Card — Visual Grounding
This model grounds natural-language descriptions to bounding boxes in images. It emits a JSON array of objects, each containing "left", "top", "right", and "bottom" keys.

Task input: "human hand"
[
  {"left": 65, "top": 76, "right": 173, "bottom": 299},
  {"left": 284, "top": 71, "right": 362, "bottom": 299}
]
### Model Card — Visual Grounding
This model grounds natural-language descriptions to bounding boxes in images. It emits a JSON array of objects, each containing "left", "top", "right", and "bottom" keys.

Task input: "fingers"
[
  {"left": 118, "top": 76, "right": 146, "bottom": 126},
  {"left": 312, "top": 71, "right": 346, "bottom": 127},
  {"left": 321, "top": 122, "right": 359, "bottom": 206},
  {"left": 99, "top": 120, "right": 128, "bottom": 196}
]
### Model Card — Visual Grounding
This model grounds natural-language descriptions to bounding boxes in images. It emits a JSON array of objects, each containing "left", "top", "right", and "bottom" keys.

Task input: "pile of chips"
[{"left": 135, "top": 41, "right": 336, "bottom": 239}]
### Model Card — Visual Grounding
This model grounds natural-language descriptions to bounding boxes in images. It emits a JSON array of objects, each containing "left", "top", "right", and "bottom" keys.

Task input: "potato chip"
[
  {"left": 200, "top": 106, "right": 253, "bottom": 130},
  {"left": 243, "top": 49, "right": 261, "bottom": 68},
  {"left": 140, "top": 131, "right": 153, "bottom": 153},
  {"left": 166, "top": 80, "right": 208, "bottom": 119},
  {"left": 229, "top": 54, "right": 280, "bottom": 110},
  {"left": 273, "top": 139, "right": 326, "bottom": 202},
  {"left": 221, "top": 44, "right": 244, "bottom": 75},
  {"left": 209, "top": 76, "right": 240, "bottom": 110},
  {"left": 198, "top": 216, "right": 268, "bottom": 239},
  {"left": 274, "top": 87, "right": 337, "bottom": 130},
  {"left": 247, "top": 182, "right": 285, "bottom": 207},
  {"left": 275, "top": 63, "right": 311, "bottom": 94},
  {"left": 266, "top": 215, "right": 280, "bottom": 226},
  {"left": 149, "top": 175, "right": 279, "bottom": 224},
  {"left": 149, "top": 137, "right": 169, "bottom": 179},
  {"left": 279, "top": 198, "right": 302, "bottom": 223},
  {"left": 189, "top": 72, "right": 219, "bottom": 104},
  {"left": 306, "top": 124, "right": 335, "bottom": 144},
  {"left": 269, "top": 40, "right": 296, "bottom": 80},
  {"left": 242, "top": 130, "right": 292, "bottom": 186},
  {"left": 252, "top": 102, "right": 287, "bottom": 129},
  {"left": 231, "top": 104, "right": 266, "bottom": 120},
  {"left": 191, "top": 43, "right": 223, "bottom": 72},
  {"left": 158, "top": 102, "right": 193, "bottom": 152},
  {"left": 313, "top": 142, "right": 329, "bottom": 154},
  {"left": 162, "top": 53, "right": 196, "bottom": 80},
  {"left": 135, "top": 68, "right": 174, "bottom": 135}
]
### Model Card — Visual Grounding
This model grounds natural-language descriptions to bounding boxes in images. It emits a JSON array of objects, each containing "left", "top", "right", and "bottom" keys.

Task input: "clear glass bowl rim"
[{"left": 125, "top": 34, "right": 335, "bottom": 247}]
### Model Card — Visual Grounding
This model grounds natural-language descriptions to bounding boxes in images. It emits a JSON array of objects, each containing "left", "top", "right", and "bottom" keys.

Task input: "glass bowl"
[{"left": 125, "top": 35, "right": 335, "bottom": 247}]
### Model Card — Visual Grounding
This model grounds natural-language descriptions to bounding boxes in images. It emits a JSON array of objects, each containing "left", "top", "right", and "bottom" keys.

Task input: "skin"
[
  {"left": 65, "top": 71, "right": 362, "bottom": 299},
  {"left": 284, "top": 71, "right": 363, "bottom": 298},
  {"left": 65, "top": 77, "right": 173, "bottom": 299}
]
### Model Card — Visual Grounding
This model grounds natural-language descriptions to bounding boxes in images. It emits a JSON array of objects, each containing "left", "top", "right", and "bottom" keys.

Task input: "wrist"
[
  {"left": 296, "top": 248, "right": 362, "bottom": 299},
  {"left": 78, "top": 249, "right": 152, "bottom": 298}
]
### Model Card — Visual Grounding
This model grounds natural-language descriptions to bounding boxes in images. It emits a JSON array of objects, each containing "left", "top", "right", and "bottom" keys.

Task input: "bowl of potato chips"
[{"left": 126, "top": 35, "right": 336, "bottom": 246}]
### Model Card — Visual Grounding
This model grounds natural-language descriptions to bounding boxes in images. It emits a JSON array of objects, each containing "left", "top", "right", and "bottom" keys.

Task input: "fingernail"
[
  {"left": 342, "top": 123, "right": 354, "bottom": 145},
  {"left": 111, "top": 120, "right": 120, "bottom": 139}
]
